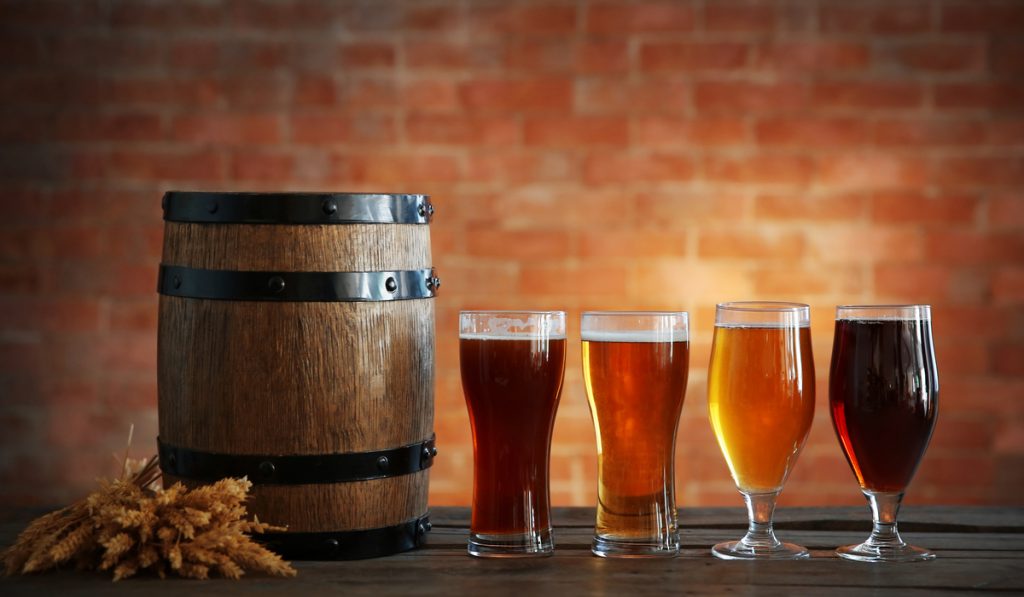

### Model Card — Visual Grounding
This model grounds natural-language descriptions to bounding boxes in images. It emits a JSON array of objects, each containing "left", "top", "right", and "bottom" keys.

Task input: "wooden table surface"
[{"left": 2, "top": 505, "right": 1022, "bottom": 595}]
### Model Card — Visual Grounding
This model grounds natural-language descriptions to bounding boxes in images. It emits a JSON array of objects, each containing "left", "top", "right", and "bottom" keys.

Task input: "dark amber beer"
[
  {"left": 582, "top": 312, "right": 689, "bottom": 558},
  {"left": 460, "top": 311, "right": 566, "bottom": 557},
  {"left": 829, "top": 305, "right": 938, "bottom": 562}
]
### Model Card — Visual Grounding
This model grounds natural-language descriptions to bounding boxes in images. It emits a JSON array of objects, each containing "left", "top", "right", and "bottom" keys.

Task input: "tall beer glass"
[
  {"left": 460, "top": 310, "right": 566, "bottom": 557},
  {"left": 707, "top": 302, "right": 815, "bottom": 560},
  {"left": 582, "top": 311, "right": 689, "bottom": 558},
  {"left": 830, "top": 305, "right": 938, "bottom": 562}
]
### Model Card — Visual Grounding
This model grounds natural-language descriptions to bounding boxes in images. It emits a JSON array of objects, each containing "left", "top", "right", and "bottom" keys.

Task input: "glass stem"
[
  {"left": 864, "top": 490, "right": 907, "bottom": 549},
  {"left": 740, "top": 491, "right": 782, "bottom": 549}
]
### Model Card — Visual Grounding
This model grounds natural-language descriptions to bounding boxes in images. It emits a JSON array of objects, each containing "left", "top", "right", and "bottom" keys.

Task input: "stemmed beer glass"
[
  {"left": 707, "top": 302, "right": 815, "bottom": 560},
  {"left": 829, "top": 305, "right": 939, "bottom": 562}
]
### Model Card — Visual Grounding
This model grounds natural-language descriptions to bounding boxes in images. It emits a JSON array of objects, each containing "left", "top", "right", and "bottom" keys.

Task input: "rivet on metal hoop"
[
  {"left": 268, "top": 276, "right": 286, "bottom": 293},
  {"left": 172, "top": 275, "right": 182, "bottom": 289},
  {"left": 206, "top": 200, "right": 219, "bottom": 214},
  {"left": 377, "top": 455, "right": 390, "bottom": 471},
  {"left": 322, "top": 199, "right": 338, "bottom": 215},
  {"left": 259, "top": 461, "right": 276, "bottom": 478},
  {"left": 385, "top": 277, "right": 397, "bottom": 292}
]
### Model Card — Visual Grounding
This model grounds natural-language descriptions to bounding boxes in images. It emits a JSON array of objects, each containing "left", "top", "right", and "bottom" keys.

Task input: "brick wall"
[{"left": 1, "top": 0, "right": 1022, "bottom": 508}]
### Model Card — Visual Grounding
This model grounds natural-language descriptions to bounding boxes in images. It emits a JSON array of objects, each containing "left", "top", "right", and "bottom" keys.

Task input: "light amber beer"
[
  {"left": 707, "top": 325, "right": 815, "bottom": 493},
  {"left": 582, "top": 311, "right": 688, "bottom": 558}
]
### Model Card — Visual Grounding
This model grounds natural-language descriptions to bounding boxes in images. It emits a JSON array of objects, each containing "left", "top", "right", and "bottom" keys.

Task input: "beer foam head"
[
  {"left": 460, "top": 311, "right": 566, "bottom": 339},
  {"left": 581, "top": 329, "right": 688, "bottom": 343},
  {"left": 836, "top": 304, "right": 931, "bottom": 322},
  {"left": 715, "top": 302, "right": 810, "bottom": 328}
]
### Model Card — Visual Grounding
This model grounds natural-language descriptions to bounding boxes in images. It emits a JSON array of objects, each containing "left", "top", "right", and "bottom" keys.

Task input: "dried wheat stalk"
[{"left": 2, "top": 455, "right": 296, "bottom": 581}]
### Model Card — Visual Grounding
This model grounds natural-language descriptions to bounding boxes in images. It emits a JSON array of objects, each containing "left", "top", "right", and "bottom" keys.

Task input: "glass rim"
[
  {"left": 716, "top": 301, "right": 809, "bottom": 312},
  {"left": 836, "top": 304, "right": 931, "bottom": 310},
  {"left": 460, "top": 310, "right": 566, "bottom": 316},
  {"left": 836, "top": 304, "right": 932, "bottom": 321},
  {"left": 581, "top": 310, "right": 688, "bottom": 317}
]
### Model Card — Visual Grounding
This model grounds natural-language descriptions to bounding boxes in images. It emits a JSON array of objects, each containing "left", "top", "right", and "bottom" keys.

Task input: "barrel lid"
[{"left": 162, "top": 192, "right": 433, "bottom": 225}]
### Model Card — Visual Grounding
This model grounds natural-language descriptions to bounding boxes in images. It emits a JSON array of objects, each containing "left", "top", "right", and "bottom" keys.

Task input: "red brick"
[
  {"left": 933, "top": 305, "right": 1022, "bottom": 340},
  {"left": 989, "top": 121, "right": 1024, "bottom": 146},
  {"left": 111, "top": 0, "right": 224, "bottom": 28},
  {"left": 339, "top": 79, "right": 400, "bottom": 111},
  {"left": 698, "top": 229, "right": 805, "bottom": 259},
  {"left": 402, "top": 79, "right": 459, "bottom": 111},
  {"left": 524, "top": 117, "right": 628, "bottom": 147},
  {"left": 230, "top": 150, "right": 295, "bottom": 182},
  {"left": 993, "top": 267, "right": 1024, "bottom": 304},
  {"left": 220, "top": 39, "right": 288, "bottom": 70},
  {"left": 935, "top": 83, "right": 1024, "bottom": 111},
  {"left": 48, "top": 34, "right": 162, "bottom": 70},
  {"left": 403, "top": 5, "right": 461, "bottom": 31},
  {"left": 582, "top": 153, "right": 694, "bottom": 184},
  {"left": 505, "top": 39, "right": 572, "bottom": 72},
  {"left": 466, "top": 229, "right": 571, "bottom": 261},
  {"left": 813, "top": 82, "right": 924, "bottom": 109},
  {"left": 756, "top": 42, "right": 870, "bottom": 71},
  {"left": 993, "top": 342, "right": 1024, "bottom": 376},
  {"left": 169, "top": 39, "right": 220, "bottom": 70},
  {"left": 756, "top": 118, "right": 866, "bottom": 147},
  {"left": 888, "top": 42, "right": 986, "bottom": 73},
  {"left": 348, "top": 154, "right": 460, "bottom": 185},
  {"left": 755, "top": 195, "right": 864, "bottom": 220},
  {"left": 407, "top": 114, "right": 520, "bottom": 146},
  {"left": 108, "top": 149, "right": 225, "bottom": 182},
  {"left": 586, "top": 1, "right": 695, "bottom": 33},
  {"left": 521, "top": 264, "right": 628, "bottom": 297},
  {"left": 1, "top": 0, "right": 102, "bottom": 26},
  {"left": 458, "top": 78, "right": 572, "bottom": 112},
  {"left": 578, "top": 229, "right": 687, "bottom": 259},
  {"left": 806, "top": 226, "right": 925, "bottom": 263},
  {"left": 933, "top": 157, "right": 1024, "bottom": 187},
  {"left": 574, "top": 40, "right": 629, "bottom": 74},
  {"left": 228, "top": 0, "right": 338, "bottom": 30},
  {"left": 871, "top": 192, "right": 978, "bottom": 225},
  {"left": 634, "top": 117, "right": 747, "bottom": 147},
  {"left": 577, "top": 79, "right": 689, "bottom": 114},
  {"left": 290, "top": 114, "right": 396, "bottom": 145},
  {"left": 172, "top": 113, "right": 281, "bottom": 145},
  {"left": 926, "top": 231, "right": 1024, "bottom": 264},
  {"left": 989, "top": 194, "right": 1024, "bottom": 228},
  {"left": 818, "top": 155, "right": 929, "bottom": 188},
  {"left": 705, "top": 1, "right": 776, "bottom": 32},
  {"left": 294, "top": 75, "right": 337, "bottom": 107},
  {"left": 873, "top": 119, "right": 986, "bottom": 146},
  {"left": 992, "top": 40, "right": 1024, "bottom": 75},
  {"left": 705, "top": 154, "right": 814, "bottom": 185},
  {"left": 0, "top": 299, "right": 102, "bottom": 333},
  {"left": 874, "top": 264, "right": 951, "bottom": 301},
  {"left": 465, "top": 151, "right": 573, "bottom": 184},
  {"left": 695, "top": 82, "right": 809, "bottom": 113},
  {"left": 752, "top": 265, "right": 860, "bottom": 296},
  {"left": 941, "top": 1, "right": 1024, "bottom": 32},
  {"left": 819, "top": 4, "right": 931, "bottom": 33},
  {"left": 53, "top": 112, "right": 162, "bottom": 143},
  {"left": 338, "top": 42, "right": 396, "bottom": 69},
  {"left": 640, "top": 42, "right": 749, "bottom": 72},
  {"left": 469, "top": 4, "right": 577, "bottom": 35}
]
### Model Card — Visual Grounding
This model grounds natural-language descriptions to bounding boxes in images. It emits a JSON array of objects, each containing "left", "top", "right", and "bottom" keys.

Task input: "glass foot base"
[
  {"left": 837, "top": 541, "right": 935, "bottom": 562},
  {"left": 468, "top": 530, "right": 554, "bottom": 558},
  {"left": 712, "top": 539, "right": 810, "bottom": 560},
  {"left": 592, "top": 535, "right": 679, "bottom": 558}
]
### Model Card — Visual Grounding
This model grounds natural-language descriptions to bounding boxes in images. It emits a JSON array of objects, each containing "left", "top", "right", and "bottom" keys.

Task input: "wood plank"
[{"left": 2, "top": 506, "right": 1022, "bottom": 595}]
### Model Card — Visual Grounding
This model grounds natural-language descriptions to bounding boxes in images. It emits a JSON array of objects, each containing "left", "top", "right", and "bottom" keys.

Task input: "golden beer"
[
  {"left": 582, "top": 311, "right": 689, "bottom": 558},
  {"left": 708, "top": 325, "right": 814, "bottom": 493}
]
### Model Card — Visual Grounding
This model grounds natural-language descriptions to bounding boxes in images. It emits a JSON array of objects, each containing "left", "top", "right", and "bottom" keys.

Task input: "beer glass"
[
  {"left": 582, "top": 311, "right": 689, "bottom": 558},
  {"left": 830, "top": 305, "right": 938, "bottom": 562},
  {"left": 707, "top": 302, "right": 815, "bottom": 560},
  {"left": 460, "top": 310, "right": 566, "bottom": 557}
]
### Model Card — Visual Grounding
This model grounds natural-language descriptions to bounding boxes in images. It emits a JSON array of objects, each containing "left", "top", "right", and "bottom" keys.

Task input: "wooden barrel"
[{"left": 156, "top": 192, "right": 438, "bottom": 560}]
